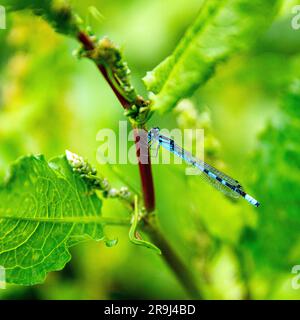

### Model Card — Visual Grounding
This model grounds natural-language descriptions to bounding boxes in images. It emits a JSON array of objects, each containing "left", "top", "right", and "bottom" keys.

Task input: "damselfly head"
[
  {"left": 148, "top": 127, "right": 160, "bottom": 144},
  {"left": 151, "top": 127, "right": 160, "bottom": 136}
]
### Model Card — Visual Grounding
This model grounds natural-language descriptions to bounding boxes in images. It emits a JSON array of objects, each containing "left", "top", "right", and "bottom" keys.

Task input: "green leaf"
[
  {"left": 241, "top": 79, "right": 300, "bottom": 271},
  {"left": 0, "top": 154, "right": 104, "bottom": 285},
  {"left": 3, "top": 0, "right": 80, "bottom": 37},
  {"left": 144, "top": 0, "right": 281, "bottom": 113}
]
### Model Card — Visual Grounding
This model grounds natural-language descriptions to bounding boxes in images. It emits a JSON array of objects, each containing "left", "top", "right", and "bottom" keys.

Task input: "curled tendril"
[{"left": 129, "top": 196, "right": 161, "bottom": 254}]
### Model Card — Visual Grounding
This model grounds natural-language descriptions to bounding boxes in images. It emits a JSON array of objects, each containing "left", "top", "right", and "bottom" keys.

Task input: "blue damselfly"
[{"left": 148, "top": 128, "right": 260, "bottom": 207}]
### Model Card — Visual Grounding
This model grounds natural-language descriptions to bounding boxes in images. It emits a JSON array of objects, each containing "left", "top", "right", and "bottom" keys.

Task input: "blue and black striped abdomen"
[{"left": 154, "top": 133, "right": 260, "bottom": 207}]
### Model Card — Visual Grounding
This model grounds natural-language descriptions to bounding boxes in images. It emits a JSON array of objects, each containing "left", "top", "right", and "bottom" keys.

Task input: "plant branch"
[
  {"left": 77, "top": 32, "right": 132, "bottom": 109},
  {"left": 77, "top": 31, "right": 155, "bottom": 213},
  {"left": 143, "top": 214, "right": 202, "bottom": 299},
  {"left": 19, "top": 2, "right": 200, "bottom": 298},
  {"left": 77, "top": 29, "right": 193, "bottom": 297},
  {"left": 133, "top": 126, "right": 155, "bottom": 212}
]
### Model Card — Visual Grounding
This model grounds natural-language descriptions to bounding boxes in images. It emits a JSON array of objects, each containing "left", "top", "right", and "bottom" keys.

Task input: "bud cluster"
[{"left": 66, "top": 150, "right": 131, "bottom": 201}]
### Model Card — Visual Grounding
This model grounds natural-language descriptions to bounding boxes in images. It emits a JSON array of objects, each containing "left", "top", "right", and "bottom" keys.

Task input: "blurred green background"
[{"left": 0, "top": 0, "right": 300, "bottom": 299}]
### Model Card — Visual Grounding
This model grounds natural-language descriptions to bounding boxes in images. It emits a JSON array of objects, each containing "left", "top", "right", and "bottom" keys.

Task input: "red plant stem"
[
  {"left": 77, "top": 31, "right": 155, "bottom": 212},
  {"left": 77, "top": 31, "right": 199, "bottom": 298},
  {"left": 77, "top": 32, "right": 131, "bottom": 108},
  {"left": 133, "top": 128, "right": 155, "bottom": 212}
]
